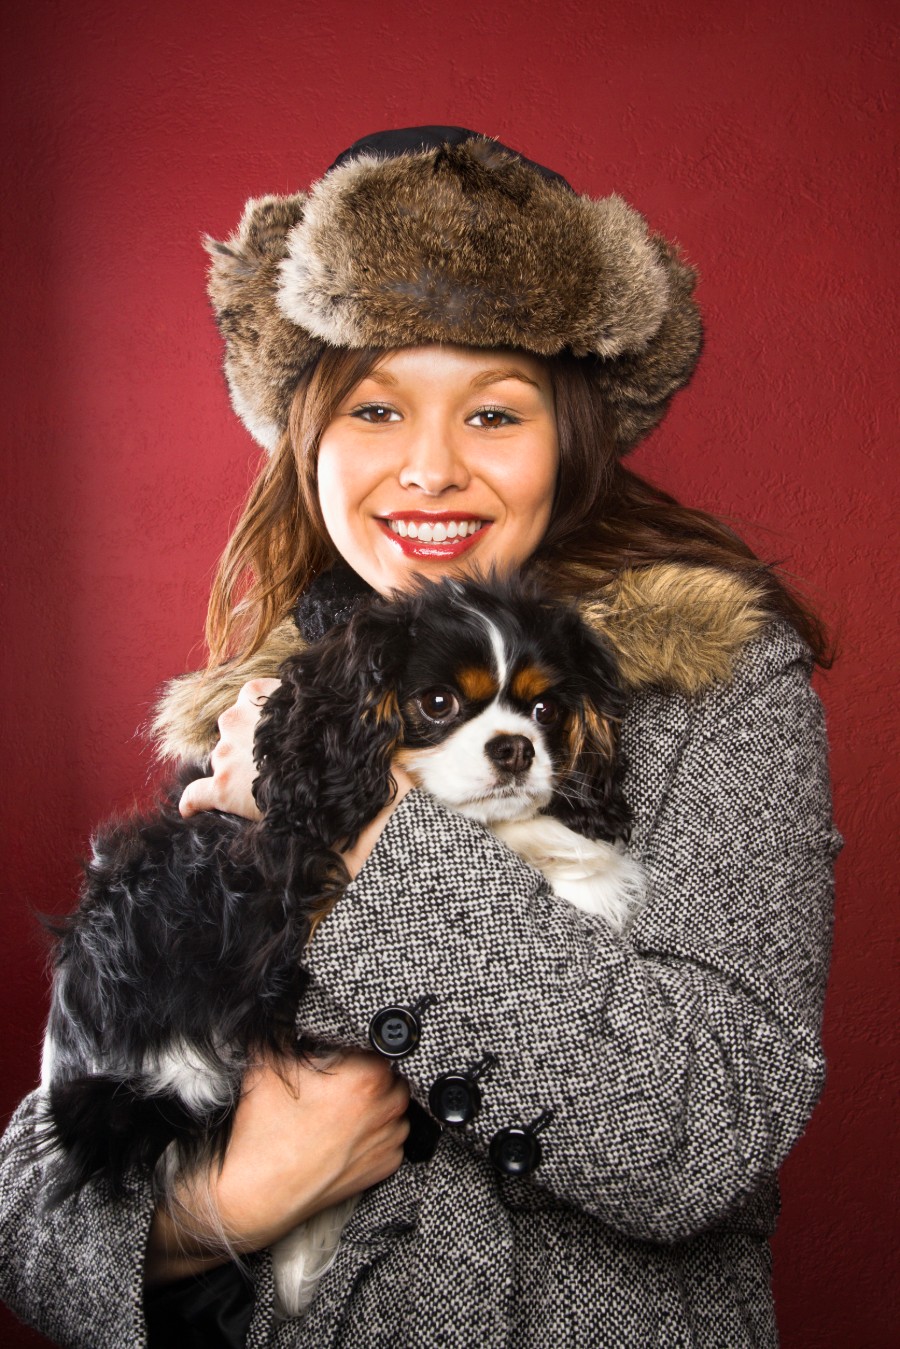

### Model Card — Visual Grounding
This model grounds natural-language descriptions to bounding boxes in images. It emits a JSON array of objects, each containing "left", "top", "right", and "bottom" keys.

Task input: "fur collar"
[{"left": 151, "top": 564, "right": 768, "bottom": 765}]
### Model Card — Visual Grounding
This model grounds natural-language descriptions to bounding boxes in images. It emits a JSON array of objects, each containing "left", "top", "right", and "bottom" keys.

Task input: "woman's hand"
[
  {"left": 177, "top": 676, "right": 417, "bottom": 866},
  {"left": 145, "top": 1050, "right": 410, "bottom": 1286},
  {"left": 179, "top": 678, "right": 282, "bottom": 821}
]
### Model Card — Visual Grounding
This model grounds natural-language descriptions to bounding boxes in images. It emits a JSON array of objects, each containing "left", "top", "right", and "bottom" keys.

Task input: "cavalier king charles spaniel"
[{"left": 39, "top": 574, "right": 644, "bottom": 1314}]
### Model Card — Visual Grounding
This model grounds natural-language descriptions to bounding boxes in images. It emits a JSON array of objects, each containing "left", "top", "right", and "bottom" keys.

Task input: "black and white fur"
[{"left": 39, "top": 575, "right": 644, "bottom": 1314}]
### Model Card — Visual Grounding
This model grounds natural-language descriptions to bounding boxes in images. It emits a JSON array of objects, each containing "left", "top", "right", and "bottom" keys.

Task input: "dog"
[{"left": 39, "top": 574, "right": 644, "bottom": 1313}]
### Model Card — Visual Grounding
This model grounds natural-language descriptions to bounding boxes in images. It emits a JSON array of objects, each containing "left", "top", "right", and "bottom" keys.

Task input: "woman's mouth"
[{"left": 378, "top": 515, "right": 490, "bottom": 559}]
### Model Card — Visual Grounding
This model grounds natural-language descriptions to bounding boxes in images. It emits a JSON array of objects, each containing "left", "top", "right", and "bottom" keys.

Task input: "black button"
[
  {"left": 490, "top": 1126, "right": 542, "bottom": 1176},
  {"left": 369, "top": 1006, "right": 421, "bottom": 1058},
  {"left": 428, "top": 1072, "right": 482, "bottom": 1126}
]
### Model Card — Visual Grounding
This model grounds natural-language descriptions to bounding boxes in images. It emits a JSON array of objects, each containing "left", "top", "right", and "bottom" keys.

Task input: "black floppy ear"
[
  {"left": 253, "top": 601, "right": 411, "bottom": 857},
  {"left": 548, "top": 621, "right": 632, "bottom": 844}
]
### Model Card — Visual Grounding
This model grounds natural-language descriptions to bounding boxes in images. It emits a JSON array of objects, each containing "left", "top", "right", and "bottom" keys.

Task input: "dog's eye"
[
  {"left": 417, "top": 688, "right": 461, "bottom": 722},
  {"left": 531, "top": 698, "right": 559, "bottom": 727}
]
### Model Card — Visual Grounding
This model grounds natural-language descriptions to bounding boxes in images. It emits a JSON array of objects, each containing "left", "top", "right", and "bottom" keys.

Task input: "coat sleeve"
[
  {"left": 300, "top": 626, "right": 839, "bottom": 1243},
  {"left": 0, "top": 1091, "right": 154, "bottom": 1347},
  {"left": 0, "top": 1093, "right": 280, "bottom": 1347}
]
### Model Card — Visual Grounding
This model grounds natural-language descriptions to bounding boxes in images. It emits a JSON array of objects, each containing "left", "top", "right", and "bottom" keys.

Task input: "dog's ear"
[
  {"left": 253, "top": 601, "right": 411, "bottom": 859},
  {"left": 549, "top": 620, "right": 632, "bottom": 844}
]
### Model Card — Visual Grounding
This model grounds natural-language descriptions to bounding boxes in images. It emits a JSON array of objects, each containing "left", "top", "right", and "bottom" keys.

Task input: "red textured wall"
[{"left": 2, "top": 2, "right": 897, "bottom": 1344}]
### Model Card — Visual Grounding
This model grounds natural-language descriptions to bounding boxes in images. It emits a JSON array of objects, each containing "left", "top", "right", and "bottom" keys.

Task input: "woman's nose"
[{"left": 397, "top": 428, "right": 470, "bottom": 495}]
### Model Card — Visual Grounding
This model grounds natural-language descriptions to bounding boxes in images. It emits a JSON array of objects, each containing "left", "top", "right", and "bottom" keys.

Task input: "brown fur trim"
[
  {"left": 205, "top": 195, "right": 316, "bottom": 451},
  {"left": 206, "top": 137, "right": 701, "bottom": 455},
  {"left": 151, "top": 567, "right": 768, "bottom": 765},
  {"left": 579, "top": 564, "right": 768, "bottom": 696},
  {"left": 149, "top": 619, "right": 306, "bottom": 765}
]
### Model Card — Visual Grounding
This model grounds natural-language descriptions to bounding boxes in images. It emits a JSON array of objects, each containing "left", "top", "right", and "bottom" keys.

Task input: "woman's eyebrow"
[
  {"left": 360, "top": 367, "right": 541, "bottom": 391},
  {"left": 469, "top": 368, "right": 541, "bottom": 391},
  {"left": 361, "top": 369, "right": 399, "bottom": 387}
]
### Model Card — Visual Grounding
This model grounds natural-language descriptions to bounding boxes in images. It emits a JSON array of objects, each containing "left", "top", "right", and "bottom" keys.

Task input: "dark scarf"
[{"left": 293, "top": 562, "right": 376, "bottom": 643}]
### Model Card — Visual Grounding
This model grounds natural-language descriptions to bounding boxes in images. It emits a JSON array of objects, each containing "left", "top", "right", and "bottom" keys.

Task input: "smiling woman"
[
  {"left": 0, "top": 126, "right": 839, "bottom": 1349},
  {"left": 315, "top": 346, "right": 558, "bottom": 593}
]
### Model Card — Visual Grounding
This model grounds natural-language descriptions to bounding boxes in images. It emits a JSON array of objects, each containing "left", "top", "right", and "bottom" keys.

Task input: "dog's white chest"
[{"left": 489, "top": 816, "right": 645, "bottom": 932}]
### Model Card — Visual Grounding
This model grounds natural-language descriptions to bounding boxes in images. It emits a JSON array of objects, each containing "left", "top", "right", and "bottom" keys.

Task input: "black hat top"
[{"left": 327, "top": 124, "right": 572, "bottom": 190}]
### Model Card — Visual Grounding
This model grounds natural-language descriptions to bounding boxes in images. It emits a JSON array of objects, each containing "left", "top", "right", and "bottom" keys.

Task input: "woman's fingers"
[
  {"left": 179, "top": 677, "right": 282, "bottom": 820},
  {"left": 176, "top": 674, "right": 415, "bottom": 850},
  {"left": 148, "top": 1048, "right": 413, "bottom": 1285},
  {"left": 202, "top": 1051, "right": 410, "bottom": 1251}
]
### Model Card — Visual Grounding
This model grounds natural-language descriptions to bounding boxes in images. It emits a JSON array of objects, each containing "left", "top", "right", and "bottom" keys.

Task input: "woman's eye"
[
  {"left": 469, "top": 407, "right": 518, "bottom": 429},
  {"left": 417, "top": 688, "right": 461, "bottom": 722},
  {"left": 351, "top": 404, "right": 400, "bottom": 423},
  {"left": 531, "top": 698, "right": 559, "bottom": 727}
]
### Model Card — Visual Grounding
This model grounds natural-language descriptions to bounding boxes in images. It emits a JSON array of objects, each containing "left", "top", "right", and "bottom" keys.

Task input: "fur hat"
[{"left": 205, "top": 126, "right": 702, "bottom": 454}]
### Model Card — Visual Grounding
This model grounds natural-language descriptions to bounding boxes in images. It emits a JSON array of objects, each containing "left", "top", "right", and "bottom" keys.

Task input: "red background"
[{"left": 2, "top": 2, "right": 897, "bottom": 1344}]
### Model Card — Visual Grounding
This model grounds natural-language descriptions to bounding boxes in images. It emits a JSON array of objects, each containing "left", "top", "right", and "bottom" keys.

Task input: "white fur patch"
[
  {"left": 271, "top": 1196, "right": 360, "bottom": 1317},
  {"left": 142, "top": 1039, "right": 236, "bottom": 1112},
  {"left": 490, "top": 816, "right": 646, "bottom": 932},
  {"left": 478, "top": 611, "right": 509, "bottom": 686},
  {"left": 40, "top": 1027, "right": 57, "bottom": 1091}
]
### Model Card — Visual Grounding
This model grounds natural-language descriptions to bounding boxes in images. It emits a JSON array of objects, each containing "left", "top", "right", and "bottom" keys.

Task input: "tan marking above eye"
[
  {"left": 456, "top": 666, "right": 498, "bottom": 702},
  {"left": 511, "top": 664, "right": 554, "bottom": 703}
]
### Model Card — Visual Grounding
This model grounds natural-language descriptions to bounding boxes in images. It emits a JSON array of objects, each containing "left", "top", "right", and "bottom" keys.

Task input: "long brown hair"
[{"left": 205, "top": 346, "right": 830, "bottom": 668}]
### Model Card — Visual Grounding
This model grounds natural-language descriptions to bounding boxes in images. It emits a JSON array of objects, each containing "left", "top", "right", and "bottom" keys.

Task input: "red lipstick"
[{"left": 377, "top": 515, "right": 491, "bottom": 560}]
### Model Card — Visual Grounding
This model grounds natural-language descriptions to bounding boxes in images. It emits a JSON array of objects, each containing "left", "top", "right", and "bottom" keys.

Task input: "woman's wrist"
[
  {"left": 144, "top": 1201, "right": 235, "bottom": 1288},
  {"left": 144, "top": 1161, "right": 297, "bottom": 1289},
  {"left": 144, "top": 1156, "right": 285, "bottom": 1288},
  {"left": 339, "top": 767, "right": 415, "bottom": 880}
]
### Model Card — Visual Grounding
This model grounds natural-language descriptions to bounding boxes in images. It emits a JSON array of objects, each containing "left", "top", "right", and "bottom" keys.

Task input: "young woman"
[{"left": 0, "top": 127, "right": 839, "bottom": 1347}]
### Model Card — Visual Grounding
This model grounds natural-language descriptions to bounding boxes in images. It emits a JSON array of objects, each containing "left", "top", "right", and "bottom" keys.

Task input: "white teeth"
[{"left": 386, "top": 518, "right": 483, "bottom": 540}]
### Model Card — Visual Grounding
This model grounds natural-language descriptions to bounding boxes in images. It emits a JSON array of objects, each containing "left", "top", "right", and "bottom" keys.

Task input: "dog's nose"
[{"left": 486, "top": 734, "right": 535, "bottom": 775}]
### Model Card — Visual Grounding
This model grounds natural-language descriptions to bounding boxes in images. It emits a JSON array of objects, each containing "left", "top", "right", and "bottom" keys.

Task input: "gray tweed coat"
[{"left": 0, "top": 617, "right": 839, "bottom": 1347}]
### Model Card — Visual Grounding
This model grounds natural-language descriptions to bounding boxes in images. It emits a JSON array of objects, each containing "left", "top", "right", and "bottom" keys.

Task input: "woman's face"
[{"left": 316, "top": 345, "right": 558, "bottom": 595}]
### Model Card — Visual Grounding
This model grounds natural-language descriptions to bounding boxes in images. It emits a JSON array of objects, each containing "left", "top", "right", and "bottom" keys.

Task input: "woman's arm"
[
  {"left": 0, "top": 1051, "right": 410, "bottom": 1342},
  {"left": 147, "top": 625, "right": 836, "bottom": 1248},
  {"left": 0, "top": 1091, "right": 155, "bottom": 1346},
  {"left": 145, "top": 1050, "right": 410, "bottom": 1286},
  {"left": 297, "top": 623, "right": 839, "bottom": 1242}
]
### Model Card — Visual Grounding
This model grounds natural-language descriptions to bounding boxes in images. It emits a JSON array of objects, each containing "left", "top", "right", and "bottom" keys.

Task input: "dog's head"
[
  {"left": 389, "top": 577, "right": 631, "bottom": 843},
  {"left": 253, "top": 574, "right": 630, "bottom": 875}
]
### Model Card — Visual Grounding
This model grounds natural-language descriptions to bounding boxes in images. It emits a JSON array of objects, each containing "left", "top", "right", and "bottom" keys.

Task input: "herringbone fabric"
[{"left": 0, "top": 619, "right": 839, "bottom": 1347}]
